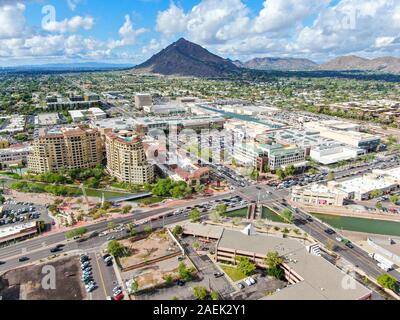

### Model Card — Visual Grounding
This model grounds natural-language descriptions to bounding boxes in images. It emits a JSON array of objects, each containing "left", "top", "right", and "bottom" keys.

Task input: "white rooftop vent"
[{"left": 241, "top": 224, "right": 257, "bottom": 236}]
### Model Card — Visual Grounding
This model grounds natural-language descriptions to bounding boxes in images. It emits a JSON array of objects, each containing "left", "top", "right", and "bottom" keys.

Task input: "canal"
[{"left": 312, "top": 213, "right": 400, "bottom": 237}]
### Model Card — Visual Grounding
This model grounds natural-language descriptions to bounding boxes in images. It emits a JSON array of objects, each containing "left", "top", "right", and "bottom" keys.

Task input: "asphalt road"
[
  {"left": 271, "top": 201, "right": 400, "bottom": 282},
  {"left": 0, "top": 192, "right": 236, "bottom": 272}
]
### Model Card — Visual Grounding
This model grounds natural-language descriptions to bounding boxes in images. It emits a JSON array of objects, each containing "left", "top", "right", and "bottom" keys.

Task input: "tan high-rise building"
[
  {"left": 105, "top": 131, "right": 154, "bottom": 185},
  {"left": 28, "top": 127, "right": 104, "bottom": 173}
]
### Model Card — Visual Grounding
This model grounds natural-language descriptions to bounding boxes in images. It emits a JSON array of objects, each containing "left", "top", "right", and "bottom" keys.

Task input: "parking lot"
[{"left": 0, "top": 200, "right": 52, "bottom": 227}]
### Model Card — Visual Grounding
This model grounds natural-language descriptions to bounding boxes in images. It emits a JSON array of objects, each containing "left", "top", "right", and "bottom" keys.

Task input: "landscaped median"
[{"left": 220, "top": 264, "right": 247, "bottom": 282}]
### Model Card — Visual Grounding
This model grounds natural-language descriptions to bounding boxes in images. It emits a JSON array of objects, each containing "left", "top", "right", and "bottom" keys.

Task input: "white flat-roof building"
[
  {"left": 328, "top": 173, "right": 398, "bottom": 201},
  {"left": 143, "top": 104, "right": 186, "bottom": 115},
  {"left": 0, "top": 221, "right": 38, "bottom": 244},
  {"left": 90, "top": 117, "right": 137, "bottom": 131},
  {"left": 304, "top": 121, "right": 380, "bottom": 152},
  {"left": 310, "top": 143, "right": 366, "bottom": 165},
  {"left": 69, "top": 108, "right": 107, "bottom": 122}
]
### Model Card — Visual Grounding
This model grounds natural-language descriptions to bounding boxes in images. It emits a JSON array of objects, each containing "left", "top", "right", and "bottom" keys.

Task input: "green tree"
[
  {"left": 127, "top": 223, "right": 137, "bottom": 237},
  {"left": 370, "top": 189, "right": 383, "bottom": 199},
  {"left": 285, "top": 164, "right": 296, "bottom": 177},
  {"left": 281, "top": 209, "right": 294, "bottom": 223},
  {"left": 172, "top": 225, "right": 183, "bottom": 236},
  {"left": 216, "top": 203, "right": 228, "bottom": 216},
  {"left": 130, "top": 280, "right": 139, "bottom": 294},
  {"left": 189, "top": 208, "right": 201, "bottom": 223},
  {"left": 276, "top": 168, "right": 286, "bottom": 180},
  {"left": 107, "top": 222, "right": 115, "bottom": 231},
  {"left": 264, "top": 251, "right": 283, "bottom": 269},
  {"left": 209, "top": 211, "right": 221, "bottom": 222},
  {"left": 195, "top": 184, "right": 206, "bottom": 194},
  {"left": 193, "top": 286, "right": 208, "bottom": 300},
  {"left": 65, "top": 227, "right": 87, "bottom": 239},
  {"left": 178, "top": 262, "right": 193, "bottom": 282},
  {"left": 377, "top": 273, "right": 398, "bottom": 291},
  {"left": 236, "top": 256, "right": 256, "bottom": 276},
  {"left": 327, "top": 171, "right": 335, "bottom": 181},
  {"left": 107, "top": 240, "right": 127, "bottom": 258},
  {"left": 210, "top": 291, "right": 219, "bottom": 300},
  {"left": 376, "top": 202, "right": 383, "bottom": 210},
  {"left": 122, "top": 205, "right": 133, "bottom": 214},
  {"left": 144, "top": 226, "right": 153, "bottom": 235},
  {"left": 389, "top": 195, "right": 399, "bottom": 204}
]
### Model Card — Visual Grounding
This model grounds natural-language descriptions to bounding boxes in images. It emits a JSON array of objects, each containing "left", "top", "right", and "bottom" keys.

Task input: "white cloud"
[
  {"left": 67, "top": 0, "right": 82, "bottom": 11},
  {"left": 42, "top": 16, "right": 94, "bottom": 33},
  {"left": 252, "top": 0, "right": 329, "bottom": 33},
  {"left": 0, "top": 2, "right": 26, "bottom": 39},
  {"left": 156, "top": 2, "right": 187, "bottom": 35},
  {"left": 108, "top": 15, "right": 147, "bottom": 49}
]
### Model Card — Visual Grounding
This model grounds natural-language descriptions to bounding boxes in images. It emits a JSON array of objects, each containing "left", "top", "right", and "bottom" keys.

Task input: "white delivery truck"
[{"left": 369, "top": 253, "right": 395, "bottom": 271}]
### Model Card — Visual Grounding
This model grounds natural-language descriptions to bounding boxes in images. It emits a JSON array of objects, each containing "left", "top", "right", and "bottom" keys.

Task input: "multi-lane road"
[{"left": 0, "top": 191, "right": 235, "bottom": 272}]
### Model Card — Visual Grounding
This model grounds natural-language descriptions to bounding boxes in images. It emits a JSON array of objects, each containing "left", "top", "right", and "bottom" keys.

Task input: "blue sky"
[{"left": 0, "top": 0, "right": 399, "bottom": 66}]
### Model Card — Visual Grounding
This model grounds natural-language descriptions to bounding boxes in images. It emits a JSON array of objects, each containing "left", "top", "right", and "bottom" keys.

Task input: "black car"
[
  {"left": 324, "top": 228, "right": 336, "bottom": 235},
  {"left": 56, "top": 244, "right": 65, "bottom": 249},
  {"left": 19, "top": 257, "right": 29, "bottom": 262},
  {"left": 345, "top": 242, "right": 354, "bottom": 249},
  {"left": 214, "top": 272, "right": 224, "bottom": 278},
  {"left": 0, "top": 261, "right": 5, "bottom": 265},
  {"left": 50, "top": 247, "right": 61, "bottom": 253},
  {"left": 306, "top": 216, "right": 313, "bottom": 222},
  {"left": 176, "top": 280, "right": 185, "bottom": 287}
]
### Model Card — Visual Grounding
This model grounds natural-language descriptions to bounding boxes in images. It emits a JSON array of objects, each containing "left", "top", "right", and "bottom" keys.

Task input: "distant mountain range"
[
  {"left": 133, "top": 38, "right": 400, "bottom": 77},
  {"left": 235, "top": 57, "right": 318, "bottom": 71},
  {"left": 133, "top": 38, "right": 241, "bottom": 77},
  {"left": 0, "top": 62, "right": 134, "bottom": 72},
  {"left": 319, "top": 55, "right": 400, "bottom": 74}
]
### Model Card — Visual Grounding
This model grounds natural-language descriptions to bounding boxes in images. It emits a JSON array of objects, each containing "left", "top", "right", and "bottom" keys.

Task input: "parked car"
[{"left": 214, "top": 272, "right": 224, "bottom": 278}]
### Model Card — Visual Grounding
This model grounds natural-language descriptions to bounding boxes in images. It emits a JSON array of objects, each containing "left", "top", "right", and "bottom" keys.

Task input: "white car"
[
  {"left": 336, "top": 236, "right": 343, "bottom": 242},
  {"left": 244, "top": 278, "right": 253, "bottom": 286}
]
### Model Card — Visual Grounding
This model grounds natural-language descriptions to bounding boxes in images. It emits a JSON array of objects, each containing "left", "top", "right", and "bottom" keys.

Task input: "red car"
[{"left": 113, "top": 293, "right": 124, "bottom": 301}]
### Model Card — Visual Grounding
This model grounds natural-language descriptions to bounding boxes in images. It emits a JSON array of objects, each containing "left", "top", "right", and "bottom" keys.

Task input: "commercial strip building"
[
  {"left": 290, "top": 184, "right": 347, "bottom": 206},
  {"left": 0, "top": 145, "right": 32, "bottom": 170},
  {"left": 0, "top": 221, "right": 38, "bottom": 245},
  {"left": 0, "top": 115, "right": 25, "bottom": 134},
  {"left": 105, "top": 131, "right": 154, "bottom": 185},
  {"left": 69, "top": 107, "right": 107, "bottom": 122},
  {"left": 291, "top": 167, "right": 400, "bottom": 206},
  {"left": 27, "top": 127, "right": 104, "bottom": 173},
  {"left": 329, "top": 172, "right": 398, "bottom": 201}
]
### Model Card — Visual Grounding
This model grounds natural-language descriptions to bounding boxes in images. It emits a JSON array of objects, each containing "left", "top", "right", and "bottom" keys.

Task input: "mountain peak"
[{"left": 134, "top": 38, "right": 240, "bottom": 77}]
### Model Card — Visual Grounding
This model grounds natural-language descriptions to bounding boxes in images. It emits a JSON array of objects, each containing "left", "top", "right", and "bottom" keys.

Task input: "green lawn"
[
  {"left": 133, "top": 196, "right": 165, "bottom": 205},
  {"left": 220, "top": 265, "right": 247, "bottom": 282}
]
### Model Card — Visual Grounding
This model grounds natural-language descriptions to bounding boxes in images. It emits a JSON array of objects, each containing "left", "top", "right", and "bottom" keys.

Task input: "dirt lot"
[
  {"left": 0, "top": 256, "right": 86, "bottom": 300},
  {"left": 123, "top": 256, "right": 191, "bottom": 291},
  {"left": 119, "top": 231, "right": 179, "bottom": 269}
]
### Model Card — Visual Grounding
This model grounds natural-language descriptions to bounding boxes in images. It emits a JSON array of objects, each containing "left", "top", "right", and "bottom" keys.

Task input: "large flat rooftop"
[{"left": 218, "top": 229, "right": 371, "bottom": 300}]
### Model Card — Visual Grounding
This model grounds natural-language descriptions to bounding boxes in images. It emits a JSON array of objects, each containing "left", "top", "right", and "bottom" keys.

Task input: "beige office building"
[
  {"left": 135, "top": 93, "right": 152, "bottom": 110},
  {"left": 105, "top": 131, "right": 154, "bottom": 185},
  {"left": 28, "top": 127, "right": 104, "bottom": 173}
]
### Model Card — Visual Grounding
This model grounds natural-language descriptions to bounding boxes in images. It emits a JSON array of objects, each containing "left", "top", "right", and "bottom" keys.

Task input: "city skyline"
[{"left": 1, "top": 0, "right": 400, "bottom": 66}]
